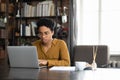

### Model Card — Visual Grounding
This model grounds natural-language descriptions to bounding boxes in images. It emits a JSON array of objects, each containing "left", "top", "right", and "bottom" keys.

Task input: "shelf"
[
  {"left": 15, "top": 36, "right": 38, "bottom": 38},
  {"left": 0, "top": 12, "right": 5, "bottom": 15},
  {"left": 0, "top": 12, "right": 14, "bottom": 17},
  {"left": 15, "top": 16, "right": 62, "bottom": 20},
  {"left": 16, "top": 0, "right": 46, "bottom": 2},
  {"left": 0, "top": 27, "right": 5, "bottom": 29},
  {"left": 0, "top": 38, "right": 5, "bottom": 40}
]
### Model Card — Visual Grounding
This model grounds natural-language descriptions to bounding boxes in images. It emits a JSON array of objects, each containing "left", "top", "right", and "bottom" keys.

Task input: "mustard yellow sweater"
[{"left": 32, "top": 38, "right": 70, "bottom": 66}]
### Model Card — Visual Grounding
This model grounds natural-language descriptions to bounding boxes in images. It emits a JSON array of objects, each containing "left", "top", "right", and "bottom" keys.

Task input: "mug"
[{"left": 75, "top": 61, "right": 87, "bottom": 71}]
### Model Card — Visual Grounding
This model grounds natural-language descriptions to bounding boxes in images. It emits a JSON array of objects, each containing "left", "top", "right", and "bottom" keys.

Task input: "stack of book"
[
  {"left": 20, "top": 21, "right": 37, "bottom": 36},
  {"left": 20, "top": 1, "right": 55, "bottom": 17}
]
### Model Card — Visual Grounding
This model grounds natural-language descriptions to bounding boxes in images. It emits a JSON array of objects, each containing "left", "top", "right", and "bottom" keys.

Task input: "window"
[{"left": 76, "top": 0, "right": 120, "bottom": 55}]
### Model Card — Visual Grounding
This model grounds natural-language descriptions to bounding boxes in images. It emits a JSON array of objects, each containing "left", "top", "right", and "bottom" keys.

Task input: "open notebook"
[{"left": 7, "top": 46, "right": 46, "bottom": 69}]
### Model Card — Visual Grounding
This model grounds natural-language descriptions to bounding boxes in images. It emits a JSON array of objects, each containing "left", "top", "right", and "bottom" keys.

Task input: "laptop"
[{"left": 7, "top": 46, "right": 43, "bottom": 69}]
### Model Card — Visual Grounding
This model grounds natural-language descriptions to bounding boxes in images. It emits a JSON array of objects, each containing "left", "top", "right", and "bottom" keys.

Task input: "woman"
[{"left": 32, "top": 18, "right": 70, "bottom": 66}]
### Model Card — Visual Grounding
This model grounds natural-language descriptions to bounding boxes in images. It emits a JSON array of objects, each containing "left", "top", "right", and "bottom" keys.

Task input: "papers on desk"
[{"left": 49, "top": 66, "right": 75, "bottom": 71}]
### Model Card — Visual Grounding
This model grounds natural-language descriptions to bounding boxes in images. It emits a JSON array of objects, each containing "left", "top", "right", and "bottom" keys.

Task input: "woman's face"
[{"left": 38, "top": 26, "right": 54, "bottom": 44}]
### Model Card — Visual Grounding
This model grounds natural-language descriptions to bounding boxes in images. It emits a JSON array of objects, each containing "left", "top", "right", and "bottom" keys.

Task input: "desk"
[{"left": 1, "top": 60, "right": 120, "bottom": 80}]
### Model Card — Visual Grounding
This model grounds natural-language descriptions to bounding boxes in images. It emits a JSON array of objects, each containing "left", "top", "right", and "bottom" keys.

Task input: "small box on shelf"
[{"left": 0, "top": 2, "right": 14, "bottom": 14}]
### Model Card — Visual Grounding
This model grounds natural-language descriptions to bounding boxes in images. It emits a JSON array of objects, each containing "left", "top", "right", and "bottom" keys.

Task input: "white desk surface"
[
  {"left": 74, "top": 68, "right": 120, "bottom": 80},
  {"left": 50, "top": 66, "right": 120, "bottom": 80}
]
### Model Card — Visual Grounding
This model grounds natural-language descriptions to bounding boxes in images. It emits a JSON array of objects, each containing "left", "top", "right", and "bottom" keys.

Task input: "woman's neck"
[
  {"left": 42, "top": 39, "right": 53, "bottom": 47},
  {"left": 42, "top": 39, "right": 53, "bottom": 53}
]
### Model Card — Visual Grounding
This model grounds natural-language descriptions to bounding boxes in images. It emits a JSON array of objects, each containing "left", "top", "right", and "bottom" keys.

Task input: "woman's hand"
[{"left": 38, "top": 59, "right": 48, "bottom": 66}]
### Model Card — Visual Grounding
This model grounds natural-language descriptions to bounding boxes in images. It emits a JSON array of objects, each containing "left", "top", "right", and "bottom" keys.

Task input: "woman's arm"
[{"left": 47, "top": 40, "right": 70, "bottom": 66}]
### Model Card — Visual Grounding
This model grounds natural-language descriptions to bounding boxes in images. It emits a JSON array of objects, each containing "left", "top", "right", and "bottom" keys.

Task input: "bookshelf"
[
  {"left": 10, "top": 0, "right": 69, "bottom": 46},
  {"left": 0, "top": 0, "right": 6, "bottom": 59},
  {"left": 0, "top": 0, "right": 14, "bottom": 59}
]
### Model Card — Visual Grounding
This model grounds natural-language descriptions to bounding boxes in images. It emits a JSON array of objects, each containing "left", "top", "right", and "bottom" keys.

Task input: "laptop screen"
[{"left": 7, "top": 46, "right": 40, "bottom": 69}]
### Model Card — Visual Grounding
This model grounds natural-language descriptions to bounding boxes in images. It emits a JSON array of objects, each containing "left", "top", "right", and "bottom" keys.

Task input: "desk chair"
[{"left": 74, "top": 45, "right": 109, "bottom": 68}]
